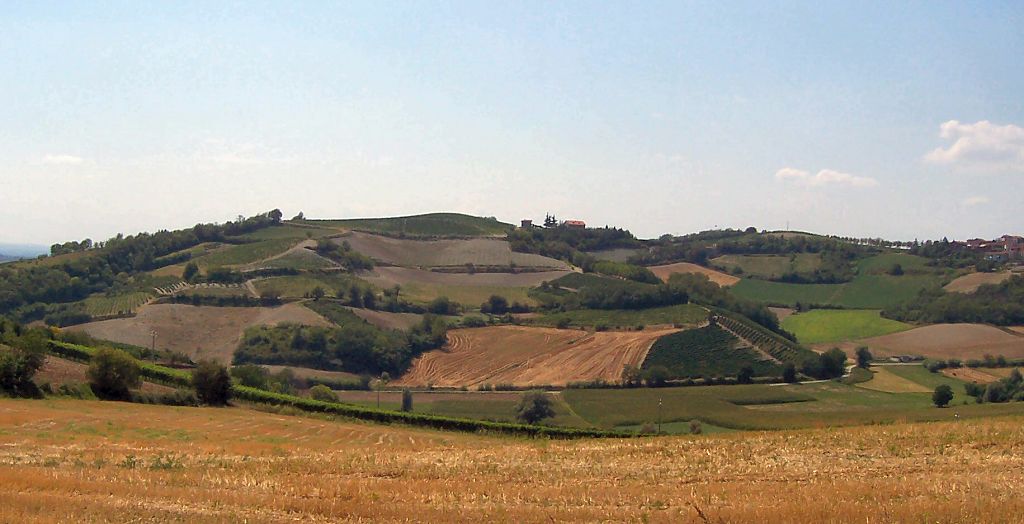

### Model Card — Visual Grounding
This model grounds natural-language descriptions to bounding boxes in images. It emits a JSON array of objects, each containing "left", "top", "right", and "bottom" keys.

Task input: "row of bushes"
[
  {"left": 924, "top": 355, "right": 1024, "bottom": 372},
  {"left": 46, "top": 341, "right": 623, "bottom": 439}
]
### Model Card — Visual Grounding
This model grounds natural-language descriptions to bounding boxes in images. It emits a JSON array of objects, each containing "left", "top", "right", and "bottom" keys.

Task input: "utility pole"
[
  {"left": 658, "top": 398, "right": 663, "bottom": 434},
  {"left": 150, "top": 330, "right": 156, "bottom": 353}
]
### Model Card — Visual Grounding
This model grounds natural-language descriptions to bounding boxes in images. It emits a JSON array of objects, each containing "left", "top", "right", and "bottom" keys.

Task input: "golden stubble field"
[{"left": 2, "top": 399, "right": 1024, "bottom": 523}]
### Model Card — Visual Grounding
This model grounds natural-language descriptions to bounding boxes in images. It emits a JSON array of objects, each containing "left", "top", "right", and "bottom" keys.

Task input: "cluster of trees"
[
  {"left": 234, "top": 315, "right": 448, "bottom": 376},
  {"left": 964, "top": 369, "right": 1024, "bottom": 404},
  {"left": 591, "top": 260, "right": 660, "bottom": 284},
  {"left": 479, "top": 295, "right": 530, "bottom": 315},
  {"left": 800, "top": 348, "right": 848, "bottom": 380},
  {"left": 909, "top": 238, "right": 983, "bottom": 269},
  {"left": 0, "top": 210, "right": 284, "bottom": 321},
  {"left": 0, "top": 319, "right": 48, "bottom": 397},
  {"left": 667, "top": 273, "right": 790, "bottom": 337},
  {"left": 50, "top": 238, "right": 94, "bottom": 256},
  {"left": 884, "top": 275, "right": 1024, "bottom": 325},
  {"left": 507, "top": 224, "right": 641, "bottom": 266},
  {"left": 315, "top": 239, "right": 374, "bottom": 271}
]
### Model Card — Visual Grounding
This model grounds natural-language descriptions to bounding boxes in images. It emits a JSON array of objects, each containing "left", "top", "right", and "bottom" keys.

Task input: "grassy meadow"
[
  {"left": 710, "top": 253, "right": 821, "bottom": 279},
  {"left": 782, "top": 309, "right": 911, "bottom": 344},
  {"left": 528, "top": 303, "right": 707, "bottom": 329}
]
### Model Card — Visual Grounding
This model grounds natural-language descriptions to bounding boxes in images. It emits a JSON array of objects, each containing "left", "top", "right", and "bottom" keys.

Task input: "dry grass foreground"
[
  {"left": 395, "top": 326, "right": 675, "bottom": 387},
  {"left": 648, "top": 262, "right": 740, "bottom": 287},
  {"left": 68, "top": 303, "right": 331, "bottom": 364},
  {"left": 822, "top": 323, "right": 1024, "bottom": 360},
  {"left": 3, "top": 399, "right": 1024, "bottom": 523},
  {"left": 943, "top": 270, "right": 1013, "bottom": 293}
]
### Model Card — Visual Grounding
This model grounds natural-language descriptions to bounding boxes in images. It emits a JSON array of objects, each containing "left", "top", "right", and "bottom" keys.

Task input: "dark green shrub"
[
  {"left": 514, "top": 390, "right": 555, "bottom": 424},
  {"left": 192, "top": 361, "right": 232, "bottom": 406},
  {"left": 308, "top": 384, "right": 337, "bottom": 403},
  {"left": 88, "top": 348, "right": 142, "bottom": 400}
]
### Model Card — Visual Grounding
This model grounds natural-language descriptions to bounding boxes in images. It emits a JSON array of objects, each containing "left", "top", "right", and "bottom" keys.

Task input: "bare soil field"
[
  {"left": 768, "top": 306, "right": 796, "bottom": 321},
  {"left": 3, "top": 399, "right": 1024, "bottom": 522},
  {"left": 943, "top": 271, "right": 1012, "bottom": 293},
  {"left": 34, "top": 356, "right": 175, "bottom": 395},
  {"left": 346, "top": 306, "right": 423, "bottom": 330},
  {"left": 395, "top": 325, "right": 676, "bottom": 387},
  {"left": 648, "top": 262, "right": 740, "bottom": 287},
  {"left": 341, "top": 231, "right": 569, "bottom": 269},
  {"left": 363, "top": 266, "right": 571, "bottom": 288},
  {"left": 68, "top": 303, "right": 330, "bottom": 364},
  {"left": 820, "top": 323, "right": 1024, "bottom": 360},
  {"left": 942, "top": 367, "right": 1002, "bottom": 384}
]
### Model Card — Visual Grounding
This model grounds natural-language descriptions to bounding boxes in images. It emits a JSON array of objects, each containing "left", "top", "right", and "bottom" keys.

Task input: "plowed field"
[{"left": 648, "top": 262, "right": 740, "bottom": 287}]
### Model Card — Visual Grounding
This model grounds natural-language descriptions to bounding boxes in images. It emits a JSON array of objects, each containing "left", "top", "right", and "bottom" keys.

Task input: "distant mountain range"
[{"left": 0, "top": 242, "right": 48, "bottom": 263}]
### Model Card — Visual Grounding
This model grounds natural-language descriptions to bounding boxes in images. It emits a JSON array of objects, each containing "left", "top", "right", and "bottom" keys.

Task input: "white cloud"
[
  {"left": 962, "top": 195, "right": 990, "bottom": 206},
  {"left": 924, "top": 120, "right": 1024, "bottom": 172},
  {"left": 774, "top": 167, "right": 878, "bottom": 188},
  {"left": 41, "top": 154, "right": 85, "bottom": 165}
]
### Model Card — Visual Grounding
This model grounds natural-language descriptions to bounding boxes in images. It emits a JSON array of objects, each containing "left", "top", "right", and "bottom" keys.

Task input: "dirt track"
[
  {"left": 69, "top": 303, "right": 330, "bottom": 364},
  {"left": 820, "top": 323, "right": 1024, "bottom": 360},
  {"left": 395, "top": 325, "right": 677, "bottom": 387},
  {"left": 648, "top": 262, "right": 740, "bottom": 287}
]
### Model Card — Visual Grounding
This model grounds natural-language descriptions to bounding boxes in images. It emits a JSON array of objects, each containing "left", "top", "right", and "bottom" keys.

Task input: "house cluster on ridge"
[{"left": 959, "top": 235, "right": 1024, "bottom": 261}]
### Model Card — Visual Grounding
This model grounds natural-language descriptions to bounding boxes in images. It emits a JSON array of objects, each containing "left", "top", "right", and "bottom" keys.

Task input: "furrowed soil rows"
[{"left": 395, "top": 325, "right": 677, "bottom": 387}]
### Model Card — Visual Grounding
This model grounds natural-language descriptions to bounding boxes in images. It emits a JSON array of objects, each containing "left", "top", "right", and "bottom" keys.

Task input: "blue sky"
[{"left": 1, "top": 1, "right": 1022, "bottom": 244}]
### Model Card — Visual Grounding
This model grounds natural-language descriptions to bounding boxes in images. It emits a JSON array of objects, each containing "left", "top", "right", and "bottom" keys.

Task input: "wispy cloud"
[
  {"left": 924, "top": 120, "right": 1024, "bottom": 172},
  {"left": 774, "top": 167, "right": 878, "bottom": 188},
  {"left": 962, "top": 195, "right": 990, "bottom": 207},
  {"left": 41, "top": 154, "right": 85, "bottom": 165}
]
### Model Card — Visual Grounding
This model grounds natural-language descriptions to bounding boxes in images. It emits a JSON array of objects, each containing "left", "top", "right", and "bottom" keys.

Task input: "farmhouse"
[
  {"left": 963, "top": 234, "right": 1024, "bottom": 260},
  {"left": 564, "top": 220, "right": 586, "bottom": 229}
]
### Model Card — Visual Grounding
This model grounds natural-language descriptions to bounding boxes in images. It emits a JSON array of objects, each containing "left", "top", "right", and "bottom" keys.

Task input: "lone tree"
[
  {"left": 401, "top": 388, "right": 414, "bottom": 412},
  {"left": 782, "top": 362, "right": 798, "bottom": 383},
  {"left": 855, "top": 347, "right": 873, "bottom": 369},
  {"left": 88, "top": 348, "right": 141, "bottom": 400},
  {"left": 309, "top": 384, "right": 337, "bottom": 403},
  {"left": 933, "top": 384, "right": 954, "bottom": 407},
  {"left": 737, "top": 365, "right": 755, "bottom": 384},
  {"left": 514, "top": 390, "right": 555, "bottom": 424},
  {"left": 182, "top": 261, "right": 199, "bottom": 282},
  {"left": 192, "top": 361, "right": 232, "bottom": 406}
]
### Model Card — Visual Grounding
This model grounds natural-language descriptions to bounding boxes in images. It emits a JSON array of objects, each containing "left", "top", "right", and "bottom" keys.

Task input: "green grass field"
[
  {"left": 330, "top": 391, "right": 590, "bottom": 428},
  {"left": 782, "top": 309, "right": 912, "bottom": 344},
  {"left": 80, "top": 292, "right": 153, "bottom": 317},
  {"left": 398, "top": 282, "right": 536, "bottom": 308},
  {"left": 195, "top": 238, "right": 300, "bottom": 268},
  {"left": 528, "top": 303, "right": 707, "bottom": 329},
  {"left": 711, "top": 253, "right": 821, "bottom": 279},
  {"left": 254, "top": 274, "right": 367, "bottom": 298},
  {"left": 563, "top": 379, "right": 1024, "bottom": 431},
  {"left": 259, "top": 250, "right": 337, "bottom": 271},
  {"left": 299, "top": 213, "right": 513, "bottom": 237},
  {"left": 643, "top": 325, "right": 782, "bottom": 379},
  {"left": 234, "top": 224, "right": 337, "bottom": 241}
]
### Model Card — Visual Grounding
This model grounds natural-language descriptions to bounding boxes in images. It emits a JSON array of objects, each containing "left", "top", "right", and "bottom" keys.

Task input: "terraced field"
[
  {"left": 341, "top": 231, "right": 569, "bottom": 269},
  {"left": 395, "top": 326, "right": 677, "bottom": 387},
  {"left": 642, "top": 325, "right": 781, "bottom": 379},
  {"left": 7, "top": 399, "right": 1024, "bottom": 522}
]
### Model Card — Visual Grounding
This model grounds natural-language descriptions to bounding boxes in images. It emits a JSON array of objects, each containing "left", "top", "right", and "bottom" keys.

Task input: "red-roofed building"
[{"left": 564, "top": 220, "right": 586, "bottom": 229}]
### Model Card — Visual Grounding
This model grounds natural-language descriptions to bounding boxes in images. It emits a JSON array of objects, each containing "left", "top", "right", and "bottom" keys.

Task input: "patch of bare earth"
[
  {"left": 395, "top": 325, "right": 676, "bottom": 387},
  {"left": 820, "top": 323, "right": 1024, "bottom": 360},
  {"left": 68, "top": 303, "right": 330, "bottom": 364},
  {"left": 345, "top": 306, "right": 424, "bottom": 330},
  {"left": 943, "top": 271, "right": 1012, "bottom": 293},
  {"left": 648, "top": 262, "right": 740, "bottom": 287},
  {"left": 768, "top": 306, "right": 796, "bottom": 321}
]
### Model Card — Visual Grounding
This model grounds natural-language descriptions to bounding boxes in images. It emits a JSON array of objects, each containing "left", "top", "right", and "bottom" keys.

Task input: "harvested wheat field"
[
  {"left": 363, "top": 266, "right": 572, "bottom": 289},
  {"left": 396, "top": 326, "right": 676, "bottom": 387},
  {"left": 942, "top": 367, "right": 1003, "bottom": 384},
  {"left": 648, "top": 262, "right": 740, "bottom": 287},
  {"left": 3, "top": 399, "right": 1024, "bottom": 523},
  {"left": 68, "top": 303, "right": 330, "bottom": 363},
  {"left": 821, "top": 323, "right": 1024, "bottom": 360},
  {"left": 342, "top": 231, "right": 569, "bottom": 269},
  {"left": 943, "top": 270, "right": 1012, "bottom": 293}
]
